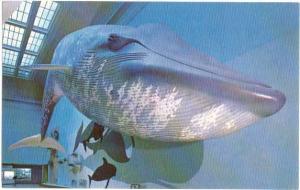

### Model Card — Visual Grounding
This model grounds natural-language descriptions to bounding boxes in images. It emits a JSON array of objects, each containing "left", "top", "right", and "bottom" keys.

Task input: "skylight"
[
  {"left": 21, "top": 54, "right": 36, "bottom": 66},
  {"left": 26, "top": 31, "right": 45, "bottom": 52},
  {"left": 2, "top": 49, "right": 18, "bottom": 76},
  {"left": 34, "top": 1, "right": 58, "bottom": 30},
  {"left": 10, "top": 1, "right": 32, "bottom": 23},
  {"left": 2, "top": 1, "right": 59, "bottom": 79},
  {"left": 3, "top": 66, "right": 16, "bottom": 76},
  {"left": 2, "top": 49, "right": 19, "bottom": 66},
  {"left": 18, "top": 69, "right": 31, "bottom": 78},
  {"left": 2, "top": 24, "right": 25, "bottom": 48}
]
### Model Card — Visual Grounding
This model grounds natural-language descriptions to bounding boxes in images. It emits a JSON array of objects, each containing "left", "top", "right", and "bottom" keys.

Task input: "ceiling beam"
[
  {"left": 6, "top": 20, "right": 48, "bottom": 35},
  {"left": 14, "top": 1, "right": 40, "bottom": 76},
  {"left": 3, "top": 44, "right": 38, "bottom": 57}
]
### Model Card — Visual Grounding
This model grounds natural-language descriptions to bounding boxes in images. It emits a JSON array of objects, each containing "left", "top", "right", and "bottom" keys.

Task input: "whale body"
[{"left": 29, "top": 24, "right": 285, "bottom": 142}]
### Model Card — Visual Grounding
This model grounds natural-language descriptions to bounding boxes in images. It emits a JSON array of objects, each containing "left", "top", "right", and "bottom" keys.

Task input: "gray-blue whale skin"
[{"left": 41, "top": 24, "right": 286, "bottom": 142}]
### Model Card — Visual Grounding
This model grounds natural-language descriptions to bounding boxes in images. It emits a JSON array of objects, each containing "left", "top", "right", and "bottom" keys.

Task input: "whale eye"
[{"left": 102, "top": 34, "right": 138, "bottom": 51}]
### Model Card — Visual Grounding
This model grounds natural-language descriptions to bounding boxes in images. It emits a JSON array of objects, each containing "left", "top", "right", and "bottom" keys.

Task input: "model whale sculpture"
[
  {"left": 82, "top": 137, "right": 204, "bottom": 187},
  {"left": 88, "top": 157, "right": 117, "bottom": 188},
  {"left": 85, "top": 130, "right": 131, "bottom": 163},
  {"left": 10, "top": 24, "right": 285, "bottom": 151},
  {"left": 73, "top": 121, "right": 105, "bottom": 153},
  {"left": 74, "top": 122, "right": 130, "bottom": 163}
]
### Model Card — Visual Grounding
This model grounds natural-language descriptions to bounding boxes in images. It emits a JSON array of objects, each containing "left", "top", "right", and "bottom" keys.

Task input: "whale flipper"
[
  {"left": 9, "top": 134, "right": 66, "bottom": 153},
  {"left": 39, "top": 68, "right": 66, "bottom": 140},
  {"left": 21, "top": 64, "right": 71, "bottom": 71},
  {"left": 40, "top": 94, "right": 63, "bottom": 140},
  {"left": 102, "top": 130, "right": 130, "bottom": 163},
  {"left": 89, "top": 157, "right": 116, "bottom": 188},
  {"left": 73, "top": 122, "right": 84, "bottom": 153}
]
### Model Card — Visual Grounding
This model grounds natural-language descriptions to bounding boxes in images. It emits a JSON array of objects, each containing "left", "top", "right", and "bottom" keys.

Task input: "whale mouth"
[{"left": 161, "top": 54, "right": 286, "bottom": 117}]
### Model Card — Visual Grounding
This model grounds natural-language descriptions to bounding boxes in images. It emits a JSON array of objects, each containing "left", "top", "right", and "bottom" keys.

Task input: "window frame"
[{"left": 2, "top": 1, "right": 59, "bottom": 79}]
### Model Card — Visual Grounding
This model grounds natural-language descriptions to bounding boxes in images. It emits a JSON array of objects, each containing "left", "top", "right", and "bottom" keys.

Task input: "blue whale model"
[{"left": 24, "top": 24, "right": 285, "bottom": 143}]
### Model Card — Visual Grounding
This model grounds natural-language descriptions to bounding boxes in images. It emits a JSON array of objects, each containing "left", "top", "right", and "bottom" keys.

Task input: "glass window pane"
[
  {"left": 3, "top": 171, "right": 15, "bottom": 180},
  {"left": 44, "top": 20, "right": 50, "bottom": 29},
  {"left": 4, "top": 30, "right": 8, "bottom": 38},
  {"left": 18, "top": 69, "right": 32, "bottom": 79},
  {"left": 14, "top": 168, "right": 32, "bottom": 181},
  {"left": 40, "top": 19, "right": 45, "bottom": 28},
  {"left": 25, "top": 31, "right": 45, "bottom": 52},
  {"left": 2, "top": 24, "right": 25, "bottom": 48},
  {"left": 33, "top": 1, "right": 58, "bottom": 29},
  {"left": 45, "top": 2, "right": 52, "bottom": 9},
  {"left": 9, "top": 1, "right": 32, "bottom": 23},
  {"left": 19, "top": 1, "right": 25, "bottom": 11},
  {"left": 33, "top": 17, "right": 40, "bottom": 27},
  {"left": 37, "top": 8, "right": 43, "bottom": 17},
  {"left": 20, "top": 54, "right": 36, "bottom": 66},
  {"left": 11, "top": 40, "right": 17, "bottom": 47},
  {"left": 2, "top": 49, "right": 19, "bottom": 66},
  {"left": 11, "top": 11, "right": 17, "bottom": 20},
  {"left": 47, "top": 11, "right": 54, "bottom": 20},
  {"left": 42, "top": 9, "right": 49, "bottom": 19},
  {"left": 17, "top": 13, "right": 22, "bottom": 21},
  {"left": 3, "top": 66, "right": 16, "bottom": 76},
  {"left": 24, "top": 3, "right": 31, "bottom": 13}
]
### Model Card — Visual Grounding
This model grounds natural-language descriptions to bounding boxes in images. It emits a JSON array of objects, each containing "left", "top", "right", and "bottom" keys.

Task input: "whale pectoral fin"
[
  {"left": 131, "top": 136, "right": 135, "bottom": 148},
  {"left": 41, "top": 93, "right": 63, "bottom": 141},
  {"left": 102, "top": 131, "right": 130, "bottom": 163},
  {"left": 41, "top": 77, "right": 65, "bottom": 140},
  {"left": 82, "top": 140, "right": 87, "bottom": 152},
  {"left": 102, "top": 157, "right": 108, "bottom": 165},
  {"left": 88, "top": 175, "right": 92, "bottom": 188},
  {"left": 20, "top": 64, "right": 71, "bottom": 71},
  {"left": 41, "top": 81, "right": 64, "bottom": 140},
  {"left": 9, "top": 134, "right": 66, "bottom": 153},
  {"left": 73, "top": 122, "right": 84, "bottom": 153},
  {"left": 105, "top": 178, "right": 110, "bottom": 189}
]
